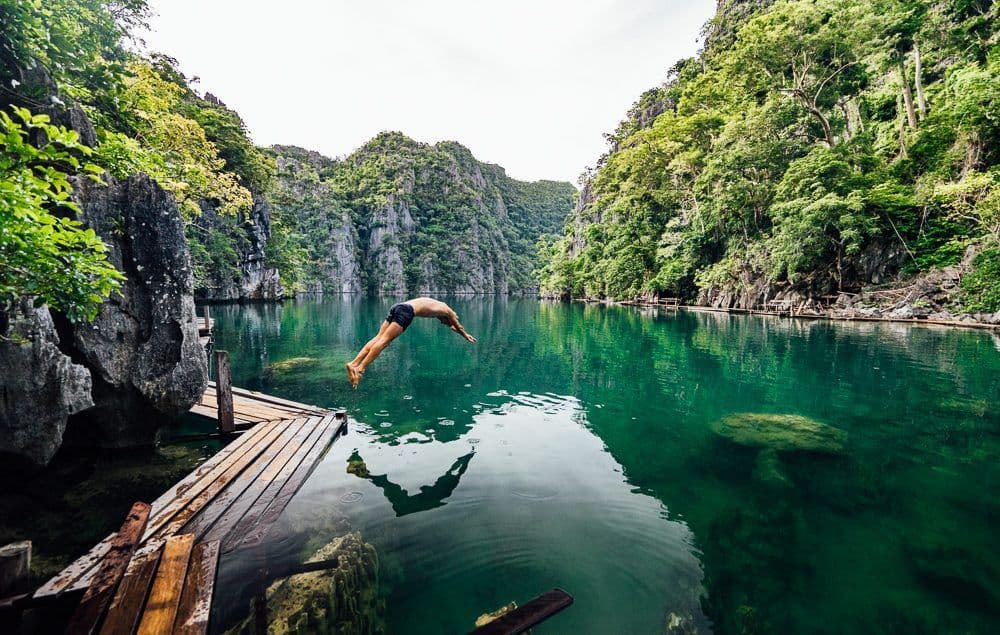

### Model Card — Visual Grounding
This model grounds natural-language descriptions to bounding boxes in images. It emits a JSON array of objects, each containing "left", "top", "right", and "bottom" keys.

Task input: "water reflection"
[{"left": 346, "top": 450, "right": 475, "bottom": 517}]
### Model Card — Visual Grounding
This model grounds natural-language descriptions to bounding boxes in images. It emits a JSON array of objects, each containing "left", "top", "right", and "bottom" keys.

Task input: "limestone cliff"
[
  {"left": 0, "top": 173, "right": 209, "bottom": 465},
  {"left": 0, "top": 68, "right": 208, "bottom": 465},
  {"left": 61, "top": 174, "right": 209, "bottom": 448},
  {"left": 267, "top": 136, "right": 575, "bottom": 295},
  {"left": 189, "top": 191, "right": 284, "bottom": 302}
]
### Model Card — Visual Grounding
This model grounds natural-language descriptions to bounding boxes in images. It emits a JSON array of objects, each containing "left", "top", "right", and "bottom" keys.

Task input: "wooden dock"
[{"left": 28, "top": 363, "right": 346, "bottom": 634}]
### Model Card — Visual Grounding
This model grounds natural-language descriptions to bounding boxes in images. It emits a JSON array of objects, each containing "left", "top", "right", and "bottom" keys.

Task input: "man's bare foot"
[{"left": 346, "top": 363, "right": 362, "bottom": 389}]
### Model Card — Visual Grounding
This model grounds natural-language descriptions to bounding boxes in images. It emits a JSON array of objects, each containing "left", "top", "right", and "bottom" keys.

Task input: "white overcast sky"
[{"left": 140, "top": 0, "right": 715, "bottom": 184}]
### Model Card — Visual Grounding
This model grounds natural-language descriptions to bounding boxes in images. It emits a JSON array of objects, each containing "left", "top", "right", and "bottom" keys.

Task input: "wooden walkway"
[
  {"left": 189, "top": 382, "right": 328, "bottom": 428},
  {"left": 34, "top": 406, "right": 346, "bottom": 632}
]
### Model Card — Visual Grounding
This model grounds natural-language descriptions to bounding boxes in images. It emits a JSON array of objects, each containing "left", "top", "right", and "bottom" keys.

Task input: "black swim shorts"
[{"left": 385, "top": 302, "right": 415, "bottom": 330}]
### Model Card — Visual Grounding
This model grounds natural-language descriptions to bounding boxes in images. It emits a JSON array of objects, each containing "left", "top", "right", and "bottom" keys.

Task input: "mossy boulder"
[
  {"left": 229, "top": 532, "right": 383, "bottom": 635},
  {"left": 711, "top": 413, "right": 846, "bottom": 454},
  {"left": 264, "top": 357, "right": 320, "bottom": 377}
]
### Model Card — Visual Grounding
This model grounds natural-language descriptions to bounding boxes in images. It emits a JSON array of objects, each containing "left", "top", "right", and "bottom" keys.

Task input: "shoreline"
[{"left": 572, "top": 298, "right": 1000, "bottom": 332}]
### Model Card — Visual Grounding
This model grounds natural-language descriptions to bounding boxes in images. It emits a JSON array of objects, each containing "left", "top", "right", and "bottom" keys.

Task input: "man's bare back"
[{"left": 345, "top": 298, "right": 476, "bottom": 389}]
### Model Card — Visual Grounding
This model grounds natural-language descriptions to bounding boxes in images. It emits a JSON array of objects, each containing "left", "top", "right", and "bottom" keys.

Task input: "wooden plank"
[
  {"left": 178, "top": 418, "right": 312, "bottom": 541},
  {"left": 171, "top": 541, "right": 219, "bottom": 635},
  {"left": 202, "top": 417, "right": 326, "bottom": 546},
  {"left": 214, "top": 351, "right": 234, "bottom": 434},
  {"left": 38, "top": 420, "right": 284, "bottom": 598},
  {"left": 189, "top": 399, "right": 268, "bottom": 423},
  {"left": 215, "top": 382, "right": 327, "bottom": 413},
  {"left": 239, "top": 416, "right": 346, "bottom": 549},
  {"left": 133, "top": 421, "right": 294, "bottom": 558},
  {"left": 470, "top": 588, "right": 574, "bottom": 635},
  {"left": 66, "top": 502, "right": 151, "bottom": 635},
  {"left": 98, "top": 552, "right": 161, "bottom": 635},
  {"left": 136, "top": 534, "right": 195, "bottom": 635},
  {"left": 189, "top": 404, "right": 263, "bottom": 425},
  {"left": 220, "top": 416, "right": 336, "bottom": 553}
]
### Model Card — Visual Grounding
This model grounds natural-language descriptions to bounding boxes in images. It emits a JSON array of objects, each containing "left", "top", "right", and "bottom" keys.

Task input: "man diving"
[{"left": 346, "top": 297, "right": 476, "bottom": 389}]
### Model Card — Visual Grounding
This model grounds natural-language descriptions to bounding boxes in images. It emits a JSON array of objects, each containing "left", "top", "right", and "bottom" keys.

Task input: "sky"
[{"left": 140, "top": 0, "right": 715, "bottom": 184}]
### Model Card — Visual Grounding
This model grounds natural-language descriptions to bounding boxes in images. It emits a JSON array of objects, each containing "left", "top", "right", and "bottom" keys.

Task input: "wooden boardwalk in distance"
[{"left": 33, "top": 375, "right": 345, "bottom": 634}]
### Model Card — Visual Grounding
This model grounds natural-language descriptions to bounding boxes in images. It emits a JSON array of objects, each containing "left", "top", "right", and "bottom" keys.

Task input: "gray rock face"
[
  {"left": 193, "top": 192, "right": 284, "bottom": 302},
  {"left": 6, "top": 60, "right": 97, "bottom": 147},
  {"left": 367, "top": 192, "right": 413, "bottom": 294},
  {"left": 0, "top": 299, "right": 93, "bottom": 467},
  {"left": 64, "top": 174, "right": 208, "bottom": 447}
]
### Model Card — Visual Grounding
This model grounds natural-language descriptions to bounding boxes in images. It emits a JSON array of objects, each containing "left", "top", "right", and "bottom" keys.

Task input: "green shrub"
[{"left": 960, "top": 248, "right": 1000, "bottom": 313}]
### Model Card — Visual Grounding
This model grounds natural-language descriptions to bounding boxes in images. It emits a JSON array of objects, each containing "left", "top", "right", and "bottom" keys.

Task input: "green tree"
[{"left": 0, "top": 107, "right": 123, "bottom": 322}]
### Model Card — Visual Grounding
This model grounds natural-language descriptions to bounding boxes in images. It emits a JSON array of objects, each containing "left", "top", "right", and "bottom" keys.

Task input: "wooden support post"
[
  {"left": 215, "top": 350, "right": 235, "bottom": 434},
  {"left": 202, "top": 305, "right": 211, "bottom": 332},
  {"left": 0, "top": 541, "right": 31, "bottom": 596}
]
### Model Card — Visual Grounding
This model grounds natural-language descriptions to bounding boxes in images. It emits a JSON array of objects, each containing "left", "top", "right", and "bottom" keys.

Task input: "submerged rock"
[
  {"left": 265, "top": 357, "right": 320, "bottom": 377},
  {"left": 711, "top": 413, "right": 846, "bottom": 454},
  {"left": 229, "top": 532, "right": 383, "bottom": 635},
  {"left": 0, "top": 299, "right": 93, "bottom": 467}
]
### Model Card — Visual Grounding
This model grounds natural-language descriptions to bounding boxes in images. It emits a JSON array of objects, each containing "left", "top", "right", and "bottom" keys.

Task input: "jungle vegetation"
[
  {"left": 1, "top": 0, "right": 276, "bottom": 315},
  {"left": 538, "top": 0, "right": 999, "bottom": 312},
  {"left": 267, "top": 139, "right": 575, "bottom": 294}
]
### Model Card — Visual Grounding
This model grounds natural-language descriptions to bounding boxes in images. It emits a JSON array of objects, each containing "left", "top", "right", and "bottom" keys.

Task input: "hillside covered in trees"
[
  {"left": 0, "top": 0, "right": 572, "bottom": 314},
  {"left": 539, "top": 0, "right": 999, "bottom": 316},
  {"left": 267, "top": 139, "right": 574, "bottom": 295}
]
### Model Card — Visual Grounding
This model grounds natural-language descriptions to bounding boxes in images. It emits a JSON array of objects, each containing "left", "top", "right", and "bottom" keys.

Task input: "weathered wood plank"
[
  {"left": 172, "top": 541, "right": 219, "bottom": 635},
  {"left": 214, "top": 351, "right": 234, "bottom": 434},
  {"left": 220, "top": 416, "right": 336, "bottom": 553},
  {"left": 470, "top": 588, "right": 574, "bottom": 635},
  {"left": 198, "top": 391, "right": 300, "bottom": 422},
  {"left": 238, "top": 416, "right": 346, "bottom": 549},
  {"left": 140, "top": 421, "right": 301, "bottom": 551},
  {"left": 200, "top": 417, "right": 323, "bottom": 545},
  {"left": 189, "top": 403, "right": 263, "bottom": 425},
  {"left": 98, "top": 551, "right": 161, "bottom": 635},
  {"left": 136, "top": 534, "right": 195, "bottom": 635},
  {"left": 178, "top": 417, "right": 311, "bottom": 541},
  {"left": 216, "top": 382, "right": 327, "bottom": 413},
  {"left": 38, "top": 420, "right": 283, "bottom": 598},
  {"left": 66, "top": 502, "right": 151, "bottom": 635}
]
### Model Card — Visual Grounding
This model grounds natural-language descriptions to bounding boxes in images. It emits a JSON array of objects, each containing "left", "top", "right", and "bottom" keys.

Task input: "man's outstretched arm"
[{"left": 440, "top": 311, "right": 476, "bottom": 343}]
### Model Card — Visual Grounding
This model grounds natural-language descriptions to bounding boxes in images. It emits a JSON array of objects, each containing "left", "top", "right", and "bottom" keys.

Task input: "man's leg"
[
  {"left": 356, "top": 322, "right": 405, "bottom": 378},
  {"left": 347, "top": 321, "right": 390, "bottom": 387},
  {"left": 350, "top": 321, "right": 389, "bottom": 366}
]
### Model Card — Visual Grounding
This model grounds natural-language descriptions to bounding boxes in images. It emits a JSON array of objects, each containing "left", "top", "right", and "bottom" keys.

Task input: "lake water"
[{"left": 204, "top": 297, "right": 998, "bottom": 633}]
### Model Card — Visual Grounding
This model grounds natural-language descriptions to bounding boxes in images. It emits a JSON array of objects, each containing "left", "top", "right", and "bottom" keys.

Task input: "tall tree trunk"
[
  {"left": 899, "top": 58, "right": 918, "bottom": 129},
  {"left": 913, "top": 42, "right": 927, "bottom": 119}
]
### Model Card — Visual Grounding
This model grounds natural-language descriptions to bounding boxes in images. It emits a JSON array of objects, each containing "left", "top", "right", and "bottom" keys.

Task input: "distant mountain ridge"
[{"left": 267, "top": 134, "right": 576, "bottom": 295}]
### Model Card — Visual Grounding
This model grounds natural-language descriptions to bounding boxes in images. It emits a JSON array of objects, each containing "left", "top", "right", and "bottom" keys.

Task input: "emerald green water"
[{"left": 209, "top": 297, "right": 999, "bottom": 634}]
